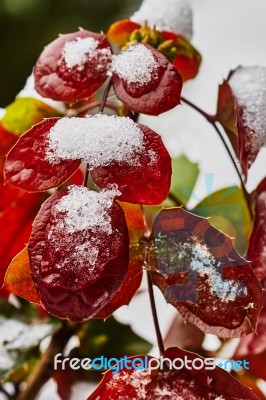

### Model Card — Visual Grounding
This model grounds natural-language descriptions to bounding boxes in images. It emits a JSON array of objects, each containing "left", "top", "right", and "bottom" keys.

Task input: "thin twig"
[
  {"left": 16, "top": 322, "right": 80, "bottom": 400},
  {"left": 140, "top": 206, "right": 165, "bottom": 356},
  {"left": 0, "top": 384, "right": 11, "bottom": 399},
  {"left": 147, "top": 268, "right": 165, "bottom": 356},
  {"left": 181, "top": 96, "right": 253, "bottom": 219}
]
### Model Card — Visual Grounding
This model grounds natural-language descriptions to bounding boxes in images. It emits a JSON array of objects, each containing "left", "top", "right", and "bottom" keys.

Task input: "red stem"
[{"left": 181, "top": 96, "right": 253, "bottom": 219}]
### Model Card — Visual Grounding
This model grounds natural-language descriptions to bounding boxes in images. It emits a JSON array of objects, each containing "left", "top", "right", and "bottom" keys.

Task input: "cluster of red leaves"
[
  {"left": 88, "top": 347, "right": 259, "bottom": 400},
  {"left": 1, "top": 6, "right": 265, "bottom": 400},
  {"left": 34, "top": 30, "right": 183, "bottom": 116}
]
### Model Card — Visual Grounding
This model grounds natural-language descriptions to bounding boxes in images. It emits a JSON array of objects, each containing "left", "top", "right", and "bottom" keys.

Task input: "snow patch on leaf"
[
  {"left": 229, "top": 67, "right": 266, "bottom": 141},
  {"left": 229, "top": 66, "right": 266, "bottom": 170},
  {"left": 112, "top": 44, "right": 159, "bottom": 86},
  {"left": 54, "top": 185, "right": 120, "bottom": 234},
  {"left": 190, "top": 241, "right": 247, "bottom": 301},
  {"left": 131, "top": 0, "right": 193, "bottom": 40},
  {"left": 63, "top": 37, "right": 112, "bottom": 71},
  {"left": 46, "top": 114, "right": 144, "bottom": 167}
]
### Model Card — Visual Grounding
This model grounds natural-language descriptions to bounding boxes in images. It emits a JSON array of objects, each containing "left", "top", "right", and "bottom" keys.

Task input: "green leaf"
[
  {"left": 1, "top": 97, "right": 61, "bottom": 136},
  {"left": 167, "top": 155, "right": 199, "bottom": 206},
  {"left": 77, "top": 317, "right": 152, "bottom": 360},
  {"left": 193, "top": 186, "right": 252, "bottom": 255},
  {"left": 0, "top": 298, "right": 55, "bottom": 379}
]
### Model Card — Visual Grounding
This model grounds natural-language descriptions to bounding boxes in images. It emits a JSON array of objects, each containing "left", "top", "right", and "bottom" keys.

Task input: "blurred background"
[{"left": 0, "top": 0, "right": 141, "bottom": 107}]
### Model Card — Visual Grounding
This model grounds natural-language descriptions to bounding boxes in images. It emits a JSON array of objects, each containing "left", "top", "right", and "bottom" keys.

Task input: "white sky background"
[{"left": 115, "top": 0, "right": 266, "bottom": 348}]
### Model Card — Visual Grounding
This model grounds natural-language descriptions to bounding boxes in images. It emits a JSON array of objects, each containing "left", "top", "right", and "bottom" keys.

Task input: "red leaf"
[
  {"left": 4, "top": 247, "right": 40, "bottom": 304},
  {"left": 28, "top": 185, "right": 129, "bottom": 322},
  {"left": 217, "top": 67, "right": 266, "bottom": 178},
  {"left": 88, "top": 347, "right": 260, "bottom": 400},
  {"left": 248, "top": 178, "right": 266, "bottom": 281},
  {"left": 112, "top": 44, "right": 182, "bottom": 116},
  {"left": 235, "top": 290, "right": 266, "bottom": 358},
  {"left": 4, "top": 118, "right": 80, "bottom": 192},
  {"left": 216, "top": 79, "right": 239, "bottom": 155},
  {"left": 151, "top": 208, "right": 263, "bottom": 338},
  {"left": 34, "top": 31, "right": 112, "bottom": 103},
  {"left": 94, "top": 202, "right": 145, "bottom": 318},
  {"left": 0, "top": 184, "right": 46, "bottom": 290},
  {"left": 161, "top": 32, "right": 201, "bottom": 82},
  {"left": 106, "top": 19, "right": 141, "bottom": 46},
  {"left": 0, "top": 124, "right": 17, "bottom": 182},
  {"left": 91, "top": 123, "right": 172, "bottom": 204}
]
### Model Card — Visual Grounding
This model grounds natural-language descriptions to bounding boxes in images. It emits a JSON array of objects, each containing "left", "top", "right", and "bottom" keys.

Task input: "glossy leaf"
[
  {"left": 28, "top": 186, "right": 129, "bottom": 322},
  {"left": 0, "top": 123, "right": 17, "bottom": 183},
  {"left": 34, "top": 30, "right": 112, "bottom": 103},
  {"left": 151, "top": 208, "right": 263, "bottom": 338},
  {"left": 88, "top": 347, "right": 260, "bottom": 400},
  {"left": 1, "top": 97, "right": 61, "bottom": 136},
  {"left": 194, "top": 186, "right": 253, "bottom": 256},
  {"left": 4, "top": 118, "right": 80, "bottom": 192},
  {"left": 91, "top": 123, "right": 172, "bottom": 204},
  {"left": 95, "top": 203, "right": 145, "bottom": 318},
  {"left": 235, "top": 291, "right": 266, "bottom": 358},
  {"left": 0, "top": 184, "right": 46, "bottom": 290},
  {"left": 217, "top": 67, "right": 266, "bottom": 178},
  {"left": 216, "top": 79, "right": 238, "bottom": 154},
  {"left": 248, "top": 178, "right": 266, "bottom": 281},
  {"left": 112, "top": 44, "right": 182, "bottom": 116},
  {"left": 4, "top": 247, "right": 40, "bottom": 304}
]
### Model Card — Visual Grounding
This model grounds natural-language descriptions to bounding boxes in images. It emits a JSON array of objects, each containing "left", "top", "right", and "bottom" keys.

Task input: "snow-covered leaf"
[
  {"left": 4, "top": 118, "right": 80, "bottom": 192},
  {"left": 112, "top": 44, "right": 182, "bottom": 116},
  {"left": 151, "top": 208, "right": 263, "bottom": 338},
  {"left": 28, "top": 185, "right": 129, "bottom": 322},
  {"left": 34, "top": 31, "right": 112, "bottom": 103},
  {"left": 88, "top": 347, "right": 260, "bottom": 400}
]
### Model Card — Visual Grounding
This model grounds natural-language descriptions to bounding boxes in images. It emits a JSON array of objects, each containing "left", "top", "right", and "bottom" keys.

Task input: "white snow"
[
  {"left": 229, "top": 66, "right": 266, "bottom": 151},
  {"left": 62, "top": 37, "right": 112, "bottom": 72},
  {"left": 112, "top": 44, "right": 158, "bottom": 85},
  {"left": 46, "top": 114, "right": 144, "bottom": 167},
  {"left": 54, "top": 185, "right": 120, "bottom": 234},
  {"left": 0, "top": 318, "right": 52, "bottom": 371},
  {"left": 165, "top": 237, "right": 247, "bottom": 301},
  {"left": 131, "top": 0, "right": 193, "bottom": 41},
  {"left": 63, "top": 37, "right": 99, "bottom": 68},
  {"left": 0, "top": 108, "right": 6, "bottom": 119},
  {"left": 191, "top": 241, "right": 247, "bottom": 300}
]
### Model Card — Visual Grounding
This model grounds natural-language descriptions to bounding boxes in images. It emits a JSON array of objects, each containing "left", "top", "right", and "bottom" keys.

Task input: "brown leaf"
[{"left": 151, "top": 208, "right": 263, "bottom": 338}]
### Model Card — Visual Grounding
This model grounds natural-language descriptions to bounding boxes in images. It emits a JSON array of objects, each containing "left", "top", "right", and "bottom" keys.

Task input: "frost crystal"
[
  {"left": 112, "top": 44, "right": 158, "bottom": 85},
  {"left": 229, "top": 66, "right": 266, "bottom": 150},
  {"left": 55, "top": 185, "right": 120, "bottom": 234},
  {"left": 131, "top": 0, "right": 193, "bottom": 40},
  {"left": 63, "top": 37, "right": 112, "bottom": 70},
  {"left": 46, "top": 114, "right": 144, "bottom": 167},
  {"left": 190, "top": 241, "right": 247, "bottom": 301}
]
